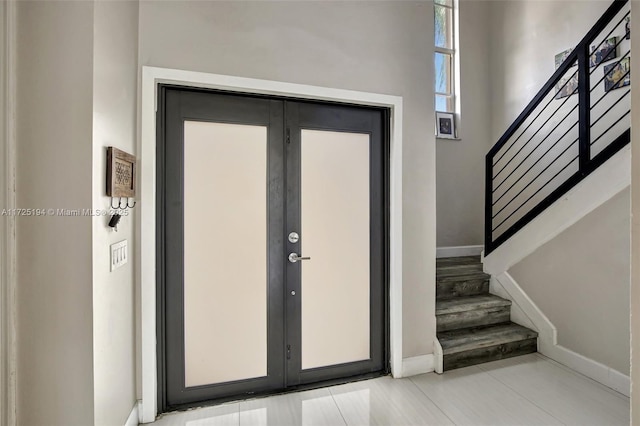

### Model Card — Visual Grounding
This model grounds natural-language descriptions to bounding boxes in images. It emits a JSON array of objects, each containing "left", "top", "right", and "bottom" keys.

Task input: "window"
[{"left": 434, "top": 0, "right": 456, "bottom": 113}]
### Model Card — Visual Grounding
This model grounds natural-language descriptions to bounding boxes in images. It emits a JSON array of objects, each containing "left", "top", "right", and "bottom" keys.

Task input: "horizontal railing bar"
[
  {"left": 486, "top": 128, "right": 630, "bottom": 255},
  {"left": 590, "top": 76, "right": 629, "bottom": 112},
  {"left": 494, "top": 10, "right": 627, "bottom": 168},
  {"left": 492, "top": 139, "right": 577, "bottom": 220},
  {"left": 488, "top": 50, "right": 579, "bottom": 158},
  {"left": 491, "top": 66, "right": 579, "bottom": 163},
  {"left": 589, "top": 109, "right": 630, "bottom": 147},
  {"left": 487, "top": 171, "right": 584, "bottom": 253},
  {"left": 493, "top": 118, "right": 578, "bottom": 206},
  {"left": 493, "top": 71, "right": 578, "bottom": 175},
  {"left": 493, "top": 101, "right": 578, "bottom": 190},
  {"left": 492, "top": 155, "right": 579, "bottom": 232},
  {"left": 588, "top": 10, "right": 630, "bottom": 75},
  {"left": 589, "top": 89, "right": 630, "bottom": 130},
  {"left": 487, "top": 0, "right": 627, "bottom": 159}
]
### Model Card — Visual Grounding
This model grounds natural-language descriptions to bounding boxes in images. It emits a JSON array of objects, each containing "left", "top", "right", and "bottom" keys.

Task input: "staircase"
[{"left": 436, "top": 256, "right": 538, "bottom": 371}]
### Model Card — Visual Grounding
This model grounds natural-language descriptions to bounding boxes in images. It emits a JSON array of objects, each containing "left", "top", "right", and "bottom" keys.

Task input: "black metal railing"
[{"left": 485, "top": 0, "right": 630, "bottom": 255}]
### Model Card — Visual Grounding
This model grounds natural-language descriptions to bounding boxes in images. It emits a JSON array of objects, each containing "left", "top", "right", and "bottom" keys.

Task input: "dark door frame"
[{"left": 146, "top": 75, "right": 402, "bottom": 419}]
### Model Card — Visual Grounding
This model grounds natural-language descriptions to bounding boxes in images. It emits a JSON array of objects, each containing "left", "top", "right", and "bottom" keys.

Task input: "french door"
[{"left": 157, "top": 86, "right": 388, "bottom": 411}]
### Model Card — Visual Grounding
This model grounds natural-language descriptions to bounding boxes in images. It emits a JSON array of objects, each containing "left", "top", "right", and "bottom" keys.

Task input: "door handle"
[{"left": 288, "top": 253, "right": 311, "bottom": 263}]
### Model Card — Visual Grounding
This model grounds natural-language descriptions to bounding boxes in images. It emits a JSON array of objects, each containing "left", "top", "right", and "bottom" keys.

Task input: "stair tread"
[
  {"left": 436, "top": 294, "right": 511, "bottom": 315},
  {"left": 438, "top": 323, "right": 538, "bottom": 355}
]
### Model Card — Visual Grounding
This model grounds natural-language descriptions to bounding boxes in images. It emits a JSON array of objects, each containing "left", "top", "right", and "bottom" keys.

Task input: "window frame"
[{"left": 434, "top": 0, "right": 459, "bottom": 119}]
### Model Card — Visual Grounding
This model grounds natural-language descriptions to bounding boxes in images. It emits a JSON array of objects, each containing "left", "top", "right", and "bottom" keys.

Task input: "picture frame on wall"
[
  {"left": 589, "top": 37, "right": 617, "bottom": 68},
  {"left": 626, "top": 16, "right": 631, "bottom": 40},
  {"left": 436, "top": 111, "right": 456, "bottom": 139},
  {"left": 554, "top": 48, "right": 578, "bottom": 99},
  {"left": 604, "top": 57, "right": 630, "bottom": 92},
  {"left": 554, "top": 48, "right": 574, "bottom": 69}
]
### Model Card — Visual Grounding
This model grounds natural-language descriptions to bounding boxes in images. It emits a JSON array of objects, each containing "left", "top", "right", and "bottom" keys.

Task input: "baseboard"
[
  {"left": 493, "top": 272, "right": 630, "bottom": 397},
  {"left": 401, "top": 354, "right": 434, "bottom": 377},
  {"left": 124, "top": 401, "right": 141, "bottom": 426},
  {"left": 436, "top": 245, "right": 483, "bottom": 258},
  {"left": 492, "top": 273, "right": 550, "bottom": 336},
  {"left": 433, "top": 339, "right": 443, "bottom": 374},
  {"left": 538, "top": 346, "right": 630, "bottom": 397}
]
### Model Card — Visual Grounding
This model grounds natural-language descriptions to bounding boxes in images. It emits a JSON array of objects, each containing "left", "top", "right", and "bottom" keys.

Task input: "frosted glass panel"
[
  {"left": 301, "top": 129, "right": 370, "bottom": 370},
  {"left": 183, "top": 120, "right": 267, "bottom": 387}
]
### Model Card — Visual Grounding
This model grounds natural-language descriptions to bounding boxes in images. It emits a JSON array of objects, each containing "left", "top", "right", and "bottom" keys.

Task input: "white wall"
[
  {"left": 92, "top": 1, "right": 139, "bottom": 425},
  {"left": 436, "top": 0, "right": 492, "bottom": 247},
  {"left": 15, "top": 1, "right": 95, "bottom": 424},
  {"left": 138, "top": 0, "right": 437, "bottom": 358},
  {"left": 510, "top": 189, "right": 630, "bottom": 375}
]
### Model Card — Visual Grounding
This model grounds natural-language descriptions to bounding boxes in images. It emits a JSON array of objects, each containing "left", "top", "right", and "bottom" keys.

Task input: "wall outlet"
[{"left": 111, "top": 240, "right": 128, "bottom": 271}]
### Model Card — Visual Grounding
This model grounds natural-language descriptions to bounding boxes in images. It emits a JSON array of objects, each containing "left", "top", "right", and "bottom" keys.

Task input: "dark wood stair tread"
[
  {"left": 438, "top": 323, "right": 538, "bottom": 355},
  {"left": 436, "top": 294, "right": 511, "bottom": 315}
]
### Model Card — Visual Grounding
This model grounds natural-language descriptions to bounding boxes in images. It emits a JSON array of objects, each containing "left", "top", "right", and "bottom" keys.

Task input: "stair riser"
[
  {"left": 437, "top": 306, "right": 510, "bottom": 332},
  {"left": 436, "top": 264, "right": 484, "bottom": 278},
  {"left": 437, "top": 278, "right": 489, "bottom": 299},
  {"left": 443, "top": 338, "right": 537, "bottom": 371}
]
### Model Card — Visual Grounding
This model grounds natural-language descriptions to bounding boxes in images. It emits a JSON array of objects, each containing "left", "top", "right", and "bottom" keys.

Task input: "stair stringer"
[
  {"left": 491, "top": 271, "right": 630, "bottom": 396},
  {"left": 483, "top": 145, "right": 630, "bottom": 276}
]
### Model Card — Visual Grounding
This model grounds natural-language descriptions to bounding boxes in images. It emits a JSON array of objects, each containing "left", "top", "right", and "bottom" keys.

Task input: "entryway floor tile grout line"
[
  {"left": 406, "top": 375, "right": 459, "bottom": 426},
  {"left": 327, "top": 387, "right": 349, "bottom": 426},
  {"left": 474, "top": 361, "right": 567, "bottom": 426}
]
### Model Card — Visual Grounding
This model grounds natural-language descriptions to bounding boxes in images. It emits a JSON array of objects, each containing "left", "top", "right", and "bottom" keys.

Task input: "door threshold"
[{"left": 161, "top": 370, "right": 389, "bottom": 414}]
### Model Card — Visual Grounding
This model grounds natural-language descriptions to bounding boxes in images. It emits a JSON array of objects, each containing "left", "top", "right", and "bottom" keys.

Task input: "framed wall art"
[
  {"left": 604, "top": 57, "right": 630, "bottom": 92},
  {"left": 436, "top": 111, "right": 456, "bottom": 139},
  {"left": 107, "top": 147, "right": 136, "bottom": 198},
  {"left": 589, "top": 37, "right": 617, "bottom": 68},
  {"left": 554, "top": 48, "right": 578, "bottom": 99}
]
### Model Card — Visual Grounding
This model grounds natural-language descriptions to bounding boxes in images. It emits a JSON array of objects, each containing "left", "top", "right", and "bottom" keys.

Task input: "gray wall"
[
  {"left": 15, "top": 1, "right": 139, "bottom": 425},
  {"left": 139, "top": 0, "right": 438, "bottom": 358},
  {"left": 92, "top": 1, "right": 139, "bottom": 425},
  {"left": 488, "top": 0, "right": 610, "bottom": 142},
  {"left": 16, "top": 1, "right": 95, "bottom": 424},
  {"left": 435, "top": 0, "right": 492, "bottom": 247},
  {"left": 510, "top": 189, "right": 630, "bottom": 375}
]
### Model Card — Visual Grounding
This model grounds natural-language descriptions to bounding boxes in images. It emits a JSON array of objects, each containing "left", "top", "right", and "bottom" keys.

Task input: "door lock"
[
  {"left": 288, "top": 253, "right": 311, "bottom": 263},
  {"left": 288, "top": 232, "right": 299, "bottom": 243}
]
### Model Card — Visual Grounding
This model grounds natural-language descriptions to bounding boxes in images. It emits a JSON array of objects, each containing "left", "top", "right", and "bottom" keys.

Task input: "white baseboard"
[
  {"left": 436, "top": 245, "right": 483, "bottom": 258},
  {"left": 491, "top": 273, "right": 546, "bottom": 335},
  {"left": 401, "top": 354, "right": 434, "bottom": 377},
  {"left": 493, "top": 272, "right": 629, "bottom": 397},
  {"left": 483, "top": 146, "right": 630, "bottom": 275},
  {"left": 539, "top": 344, "right": 630, "bottom": 397},
  {"left": 433, "top": 339, "right": 443, "bottom": 374},
  {"left": 125, "top": 401, "right": 141, "bottom": 426}
]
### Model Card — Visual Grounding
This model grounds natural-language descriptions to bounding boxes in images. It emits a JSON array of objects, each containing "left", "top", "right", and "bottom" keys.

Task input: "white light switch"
[{"left": 110, "top": 240, "right": 128, "bottom": 271}]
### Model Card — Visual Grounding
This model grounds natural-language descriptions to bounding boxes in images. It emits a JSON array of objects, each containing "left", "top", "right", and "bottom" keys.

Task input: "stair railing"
[{"left": 485, "top": 0, "right": 631, "bottom": 255}]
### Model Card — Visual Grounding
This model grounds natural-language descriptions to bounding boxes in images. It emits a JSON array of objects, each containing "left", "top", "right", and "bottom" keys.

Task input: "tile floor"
[{"left": 150, "top": 354, "right": 629, "bottom": 426}]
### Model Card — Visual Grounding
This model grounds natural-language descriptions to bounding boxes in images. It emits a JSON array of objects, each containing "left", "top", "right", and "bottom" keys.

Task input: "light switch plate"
[{"left": 111, "top": 240, "right": 128, "bottom": 271}]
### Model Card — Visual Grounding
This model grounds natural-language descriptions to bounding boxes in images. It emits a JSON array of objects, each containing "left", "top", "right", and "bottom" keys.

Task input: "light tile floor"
[{"left": 150, "top": 354, "right": 629, "bottom": 426}]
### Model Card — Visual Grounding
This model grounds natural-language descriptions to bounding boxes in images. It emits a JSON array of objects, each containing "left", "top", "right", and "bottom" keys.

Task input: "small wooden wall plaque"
[{"left": 107, "top": 147, "right": 136, "bottom": 198}]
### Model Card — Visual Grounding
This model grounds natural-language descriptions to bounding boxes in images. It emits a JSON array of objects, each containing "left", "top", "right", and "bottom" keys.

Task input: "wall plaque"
[{"left": 107, "top": 147, "right": 136, "bottom": 198}]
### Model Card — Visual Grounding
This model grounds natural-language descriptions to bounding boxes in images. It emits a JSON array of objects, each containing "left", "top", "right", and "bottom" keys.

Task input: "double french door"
[{"left": 157, "top": 86, "right": 388, "bottom": 410}]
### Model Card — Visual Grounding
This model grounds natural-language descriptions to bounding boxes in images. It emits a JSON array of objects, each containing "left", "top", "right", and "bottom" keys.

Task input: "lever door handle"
[{"left": 288, "top": 253, "right": 311, "bottom": 263}]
